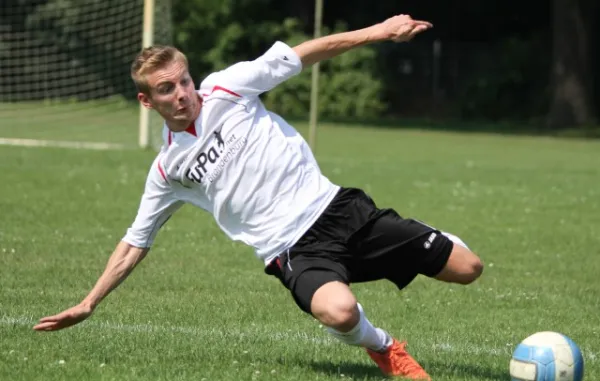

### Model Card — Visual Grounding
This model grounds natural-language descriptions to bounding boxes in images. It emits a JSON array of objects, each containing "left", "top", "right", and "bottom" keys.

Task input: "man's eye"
[{"left": 159, "top": 85, "right": 173, "bottom": 94}]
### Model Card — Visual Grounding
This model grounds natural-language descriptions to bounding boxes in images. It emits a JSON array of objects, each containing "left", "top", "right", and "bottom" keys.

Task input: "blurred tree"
[
  {"left": 262, "top": 22, "right": 386, "bottom": 119},
  {"left": 3, "top": 0, "right": 142, "bottom": 100},
  {"left": 547, "top": 0, "right": 596, "bottom": 128},
  {"left": 173, "top": 1, "right": 386, "bottom": 119},
  {"left": 4, "top": 0, "right": 598, "bottom": 127}
]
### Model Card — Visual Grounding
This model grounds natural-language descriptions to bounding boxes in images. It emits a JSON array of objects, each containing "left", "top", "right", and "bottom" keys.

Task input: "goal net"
[{"left": 0, "top": 0, "right": 172, "bottom": 150}]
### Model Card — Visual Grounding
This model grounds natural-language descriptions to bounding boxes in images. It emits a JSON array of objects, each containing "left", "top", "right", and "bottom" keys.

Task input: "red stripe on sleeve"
[
  {"left": 157, "top": 161, "right": 168, "bottom": 182},
  {"left": 201, "top": 85, "right": 242, "bottom": 98}
]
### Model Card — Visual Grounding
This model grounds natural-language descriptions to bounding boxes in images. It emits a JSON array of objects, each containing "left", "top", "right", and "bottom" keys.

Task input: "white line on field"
[
  {"left": 1, "top": 315, "right": 597, "bottom": 362},
  {"left": 0, "top": 138, "right": 128, "bottom": 150},
  {"left": 1, "top": 315, "right": 333, "bottom": 345}
]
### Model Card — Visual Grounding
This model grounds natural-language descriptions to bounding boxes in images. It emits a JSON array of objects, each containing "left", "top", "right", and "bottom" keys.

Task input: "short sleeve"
[
  {"left": 122, "top": 156, "right": 184, "bottom": 248},
  {"left": 200, "top": 41, "right": 302, "bottom": 99}
]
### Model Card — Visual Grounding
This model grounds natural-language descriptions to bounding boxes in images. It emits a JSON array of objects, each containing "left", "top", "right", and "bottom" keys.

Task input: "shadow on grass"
[
  {"left": 422, "top": 359, "right": 508, "bottom": 381},
  {"left": 291, "top": 358, "right": 507, "bottom": 380},
  {"left": 303, "top": 360, "right": 388, "bottom": 380}
]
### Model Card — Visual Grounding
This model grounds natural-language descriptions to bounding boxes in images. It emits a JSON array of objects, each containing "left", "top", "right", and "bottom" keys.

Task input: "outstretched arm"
[
  {"left": 33, "top": 155, "right": 180, "bottom": 332},
  {"left": 33, "top": 241, "right": 148, "bottom": 331},
  {"left": 200, "top": 14, "right": 431, "bottom": 100},
  {"left": 293, "top": 14, "right": 432, "bottom": 67}
]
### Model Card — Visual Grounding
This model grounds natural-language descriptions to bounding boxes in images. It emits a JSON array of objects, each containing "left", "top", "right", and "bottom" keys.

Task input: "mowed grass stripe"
[{"left": 1, "top": 125, "right": 599, "bottom": 381}]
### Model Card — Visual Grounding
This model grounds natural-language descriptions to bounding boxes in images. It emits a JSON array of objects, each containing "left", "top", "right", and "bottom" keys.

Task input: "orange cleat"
[{"left": 366, "top": 339, "right": 431, "bottom": 380}]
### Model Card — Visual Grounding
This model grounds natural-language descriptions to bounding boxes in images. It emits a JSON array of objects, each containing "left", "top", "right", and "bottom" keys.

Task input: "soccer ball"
[{"left": 509, "top": 331, "right": 584, "bottom": 381}]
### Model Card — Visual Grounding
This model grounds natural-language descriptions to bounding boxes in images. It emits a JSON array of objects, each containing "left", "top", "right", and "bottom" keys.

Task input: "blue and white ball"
[{"left": 510, "top": 331, "right": 584, "bottom": 381}]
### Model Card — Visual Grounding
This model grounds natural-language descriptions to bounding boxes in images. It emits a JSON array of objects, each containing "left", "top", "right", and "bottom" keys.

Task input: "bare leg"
[
  {"left": 310, "top": 280, "right": 391, "bottom": 351},
  {"left": 434, "top": 233, "right": 484, "bottom": 284},
  {"left": 310, "top": 281, "right": 359, "bottom": 331}
]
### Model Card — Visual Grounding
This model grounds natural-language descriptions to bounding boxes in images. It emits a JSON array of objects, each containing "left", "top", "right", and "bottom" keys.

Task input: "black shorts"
[{"left": 265, "top": 187, "right": 454, "bottom": 314}]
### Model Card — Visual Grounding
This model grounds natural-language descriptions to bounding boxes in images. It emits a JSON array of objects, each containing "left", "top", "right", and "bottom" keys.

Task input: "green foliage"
[
  {"left": 455, "top": 35, "right": 550, "bottom": 122},
  {"left": 2, "top": 0, "right": 142, "bottom": 101},
  {"left": 4, "top": 0, "right": 596, "bottom": 126},
  {"left": 176, "top": 11, "right": 388, "bottom": 119},
  {"left": 173, "top": 1, "right": 387, "bottom": 119},
  {"left": 260, "top": 22, "right": 386, "bottom": 119},
  {"left": 174, "top": 0, "right": 290, "bottom": 75}
]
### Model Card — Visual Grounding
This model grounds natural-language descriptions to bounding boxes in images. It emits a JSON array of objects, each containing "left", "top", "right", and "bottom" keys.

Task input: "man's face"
[{"left": 137, "top": 60, "right": 198, "bottom": 129}]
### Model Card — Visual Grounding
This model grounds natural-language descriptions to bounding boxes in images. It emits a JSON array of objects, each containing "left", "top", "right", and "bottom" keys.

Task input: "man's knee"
[
  {"left": 435, "top": 243, "right": 484, "bottom": 285},
  {"left": 460, "top": 255, "right": 484, "bottom": 284},
  {"left": 310, "top": 281, "right": 359, "bottom": 331}
]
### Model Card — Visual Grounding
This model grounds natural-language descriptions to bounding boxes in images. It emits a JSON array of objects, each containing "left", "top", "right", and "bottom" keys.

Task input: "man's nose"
[{"left": 177, "top": 85, "right": 187, "bottom": 102}]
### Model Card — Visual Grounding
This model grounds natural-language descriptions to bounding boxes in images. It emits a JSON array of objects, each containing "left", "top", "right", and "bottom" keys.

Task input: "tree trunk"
[{"left": 547, "top": 0, "right": 595, "bottom": 129}]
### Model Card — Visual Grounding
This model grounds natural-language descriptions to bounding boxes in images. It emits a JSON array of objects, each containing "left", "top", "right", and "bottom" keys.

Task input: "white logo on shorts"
[{"left": 424, "top": 232, "right": 437, "bottom": 249}]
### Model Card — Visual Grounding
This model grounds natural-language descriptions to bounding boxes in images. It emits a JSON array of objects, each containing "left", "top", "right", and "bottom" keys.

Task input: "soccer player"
[{"left": 33, "top": 14, "right": 483, "bottom": 380}]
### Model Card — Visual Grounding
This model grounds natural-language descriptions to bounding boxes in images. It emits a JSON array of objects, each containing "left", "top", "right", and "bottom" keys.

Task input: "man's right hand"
[
  {"left": 378, "top": 14, "right": 433, "bottom": 43},
  {"left": 33, "top": 242, "right": 148, "bottom": 333},
  {"left": 33, "top": 303, "right": 94, "bottom": 332}
]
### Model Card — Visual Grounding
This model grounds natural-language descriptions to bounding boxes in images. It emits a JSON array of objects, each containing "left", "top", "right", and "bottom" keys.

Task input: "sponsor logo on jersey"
[{"left": 185, "top": 129, "right": 246, "bottom": 184}]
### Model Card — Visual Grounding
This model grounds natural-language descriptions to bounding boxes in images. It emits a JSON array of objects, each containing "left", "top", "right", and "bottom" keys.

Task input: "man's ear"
[{"left": 137, "top": 92, "right": 153, "bottom": 109}]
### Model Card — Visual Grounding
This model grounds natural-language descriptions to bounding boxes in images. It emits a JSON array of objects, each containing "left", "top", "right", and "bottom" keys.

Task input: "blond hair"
[{"left": 130, "top": 45, "right": 189, "bottom": 94}]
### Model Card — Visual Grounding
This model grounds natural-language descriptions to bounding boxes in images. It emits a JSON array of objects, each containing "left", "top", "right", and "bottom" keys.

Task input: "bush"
[{"left": 262, "top": 22, "right": 387, "bottom": 119}]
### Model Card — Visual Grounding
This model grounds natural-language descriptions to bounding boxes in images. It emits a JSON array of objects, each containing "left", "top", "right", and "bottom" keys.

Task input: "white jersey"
[{"left": 122, "top": 41, "right": 340, "bottom": 264}]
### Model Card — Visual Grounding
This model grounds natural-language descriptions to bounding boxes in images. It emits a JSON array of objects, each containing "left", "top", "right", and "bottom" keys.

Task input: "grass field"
[
  {"left": 0, "top": 100, "right": 170, "bottom": 148},
  {"left": 1, "top": 119, "right": 599, "bottom": 380}
]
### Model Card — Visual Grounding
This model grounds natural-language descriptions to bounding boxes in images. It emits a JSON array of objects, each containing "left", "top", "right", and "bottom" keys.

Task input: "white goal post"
[{"left": 139, "top": 0, "right": 155, "bottom": 149}]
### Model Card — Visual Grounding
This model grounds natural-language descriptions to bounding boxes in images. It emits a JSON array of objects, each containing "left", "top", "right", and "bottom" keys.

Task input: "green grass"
[
  {"left": 3, "top": 100, "right": 598, "bottom": 148},
  {"left": 0, "top": 100, "right": 156, "bottom": 146},
  {"left": 1, "top": 124, "right": 599, "bottom": 381}
]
